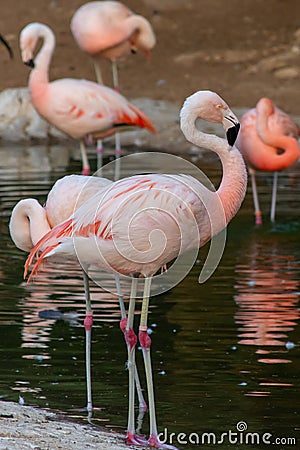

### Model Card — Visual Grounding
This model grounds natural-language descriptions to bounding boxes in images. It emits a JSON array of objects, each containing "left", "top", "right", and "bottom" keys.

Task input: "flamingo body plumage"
[
  {"left": 25, "top": 90, "right": 247, "bottom": 448},
  {"left": 236, "top": 97, "right": 300, "bottom": 223},
  {"left": 20, "top": 22, "right": 156, "bottom": 174},
  {"left": 9, "top": 174, "right": 111, "bottom": 252}
]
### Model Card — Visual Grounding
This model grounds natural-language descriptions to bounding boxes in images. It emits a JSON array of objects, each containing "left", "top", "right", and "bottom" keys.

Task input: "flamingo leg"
[
  {"left": 249, "top": 168, "right": 262, "bottom": 225},
  {"left": 111, "top": 60, "right": 122, "bottom": 181},
  {"left": 82, "top": 269, "right": 93, "bottom": 416},
  {"left": 125, "top": 276, "right": 147, "bottom": 446},
  {"left": 80, "top": 140, "right": 90, "bottom": 176},
  {"left": 112, "top": 60, "right": 119, "bottom": 92},
  {"left": 114, "top": 132, "right": 121, "bottom": 181},
  {"left": 96, "top": 139, "right": 104, "bottom": 174},
  {"left": 138, "top": 277, "right": 178, "bottom": 449},
  {"left": 94, "top": 60, "right": 103, "bottom": 85},
  {"left": 270, "top": 171, "right": 278, "bottom": 223},
  {"left": 115, "top": 273, "right": 147, "bottom": 412}
]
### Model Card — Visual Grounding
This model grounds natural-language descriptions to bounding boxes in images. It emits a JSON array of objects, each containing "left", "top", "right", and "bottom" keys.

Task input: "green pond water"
[{"left": 0, "top": 145, "right": 299, "bottom": 449}]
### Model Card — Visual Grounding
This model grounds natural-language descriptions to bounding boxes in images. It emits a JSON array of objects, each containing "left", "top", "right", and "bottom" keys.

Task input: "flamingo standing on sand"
[
  {"left": 19, "top": 22, "right": 156, "bottom": 176},
  {"left": 70, "top": 1, "right": 156, "bottom": 175},
  {"left": 236, "top": 97, "right": 300, "bottom": 225},
  {"left": 9, "top": 174, "right": 146, "bottom": 416},
  {"left": 24, "top": 90, "right": 247, "bottom": 448}
]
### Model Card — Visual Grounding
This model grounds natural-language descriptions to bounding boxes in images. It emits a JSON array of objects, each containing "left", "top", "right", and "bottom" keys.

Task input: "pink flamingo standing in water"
[
  {"left": 9, "top": 174, "right": 146, "bottom": 416},
  {"left": 70, "top": 1, "right": 156, "bottom": 174},
  {"left": 236, "top": 97, "right": 300, "bottom": 225},
  {"left": 19, "top": 22, "right": 156, "bottom": 176},
  {"left": 25, "top": 91, "right": 247, "bottom": 448}
]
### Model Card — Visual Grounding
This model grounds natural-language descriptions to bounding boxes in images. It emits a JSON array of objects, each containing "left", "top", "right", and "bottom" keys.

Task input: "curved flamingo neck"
[
  {"left": 29, "top": 25, "right": 55, "bottom": 93},
  {"left": 126, "top": 15, "right": 155, "bottom": 51},
  {"left": 180, "top": 110, "right": 247, "bottom": 225},
  {"left": 9, "top": 199, "right": 51, "bottom": 252},
  {"left": 255, "top": 99, "right": 300, "bottom": 170}
]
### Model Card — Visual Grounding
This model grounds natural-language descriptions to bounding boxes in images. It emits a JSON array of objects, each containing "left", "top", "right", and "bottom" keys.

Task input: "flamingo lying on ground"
[
  {"left": 24, "top": 90, "right": 247, "bottom": 448},
  {"left": 19, "top": 22, "right": 156, "bottom": 176},
  {"left": 9, "top": 174, "right": 146, "bottom": 416},
  {"left": 71, "top": 1, "right": 156, "bottom": 176},
  {"left": 236, "top": 97, "right": 300, "bottom": 224}
]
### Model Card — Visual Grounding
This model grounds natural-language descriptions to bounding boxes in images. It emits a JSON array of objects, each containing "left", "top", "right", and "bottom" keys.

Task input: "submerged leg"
[
  {"left": 80, "top": 140, "right": 90, "bottom": 176},
  {"left": 270, "top": 171, "right": 278, "bottom": 223},
  {"left": 138, "top": 277, "right": 177, "bottom": 449},
  {"left": 249, "top": 168, "right": 262, "bottom": 225},
  {"left": 82, "top": 270, "right": 93, "bottom": 415}
]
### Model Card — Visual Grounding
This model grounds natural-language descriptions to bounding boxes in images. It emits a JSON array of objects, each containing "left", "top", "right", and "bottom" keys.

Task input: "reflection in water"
[
  {"left": 234, "top": 235, "right": 299, "bottom": 365},
  {"left": 0, "top": 144, "right": 75, "bottom": 174},
  {"left": 19, "top": 261, "right": 123, "bottom": 358}
]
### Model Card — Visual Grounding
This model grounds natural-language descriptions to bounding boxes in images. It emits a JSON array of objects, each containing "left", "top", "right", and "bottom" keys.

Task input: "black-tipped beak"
[
  {"left": 24, "top": 59, "right": 35, "bottom": 68},
  {"left": 226, "top": 122, "right": 240, "bottom": 146}
]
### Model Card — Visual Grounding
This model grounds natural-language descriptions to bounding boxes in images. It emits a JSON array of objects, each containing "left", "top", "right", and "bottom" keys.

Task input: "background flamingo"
[
  {"left": 236, "top": 97, "right": 300, "bottom": 224},
  {"left": 19, "top": 22, "right": 156, "bottom": 176},
  {"left": 24, "top": 91, "right": 247, "bottom": 448},
  {"left": 70, "top": 1, "right": 156, "bottom": 89},
  {"left": 71, "top": 1, "right": 156, "bottom": 176}
]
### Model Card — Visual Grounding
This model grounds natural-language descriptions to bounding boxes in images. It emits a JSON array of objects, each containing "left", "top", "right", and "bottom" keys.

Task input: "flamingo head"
[
  {"left": 20, "top": 22, "right": 55, "bottom": 69},
  {"left": 181, "top": 90, "right": 240, "bottom": 147}
]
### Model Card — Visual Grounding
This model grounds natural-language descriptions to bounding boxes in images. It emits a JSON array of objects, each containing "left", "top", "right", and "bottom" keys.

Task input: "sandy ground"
[
  {"left": 0, "top": 401, "right": 133, "bottom": 450},
  {"left": 0, "top": 1, "right": 300, "bottom": 448}
]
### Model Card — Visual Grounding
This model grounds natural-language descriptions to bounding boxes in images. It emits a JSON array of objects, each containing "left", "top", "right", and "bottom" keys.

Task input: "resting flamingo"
[
  {"left": 19, "top": 22, "right": 156, "bottom": 176},
  {"left": 71, "top": 1, "right": 156, "bottom": 176},
  {"left": 9, "top": 174, "right": 146, "bottom": 416},
  {"left": 24, "top": 90, "right": 247, "bottom": 448},
  {"left": 236, "top": 98, "right": 300, "bottom": 224},
  {"left": 70, "top": 1, "right": 156, "bottom": 89}
]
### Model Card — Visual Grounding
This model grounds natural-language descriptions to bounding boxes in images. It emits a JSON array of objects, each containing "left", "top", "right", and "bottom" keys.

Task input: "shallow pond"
[{"left": 0, "top": 144, "right": 299, "bottom": 449}]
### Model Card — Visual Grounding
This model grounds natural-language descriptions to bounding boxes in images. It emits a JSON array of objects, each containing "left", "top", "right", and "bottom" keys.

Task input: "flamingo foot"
[
  {"left": 125, "top": 432, "right": 148, "bottom": 446},
  {"left": 148, "top": 434, "right": 179, "bottom": 449},
  {"left": 82, "top": 166, "right": 90, "bottom": 176}
]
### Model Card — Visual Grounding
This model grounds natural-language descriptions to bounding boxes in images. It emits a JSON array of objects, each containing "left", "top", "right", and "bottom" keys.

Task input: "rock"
[
  {"left": 0, "top": 88, "right": 67, "bottom": 141},
  {"left": 274, "top": 67, "right": 299, "bottom": 79}
]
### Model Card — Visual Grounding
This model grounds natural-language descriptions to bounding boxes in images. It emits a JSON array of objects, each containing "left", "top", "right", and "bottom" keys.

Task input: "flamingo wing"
[
  {"left": 39, "top": 79, "right": 156, "bottom": 138},
  {"left": 71, "top": 1, "right": 133, "bottom": 54},
  {"left": 25, "top": 174, "right": 206, "bottom": 279}
]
